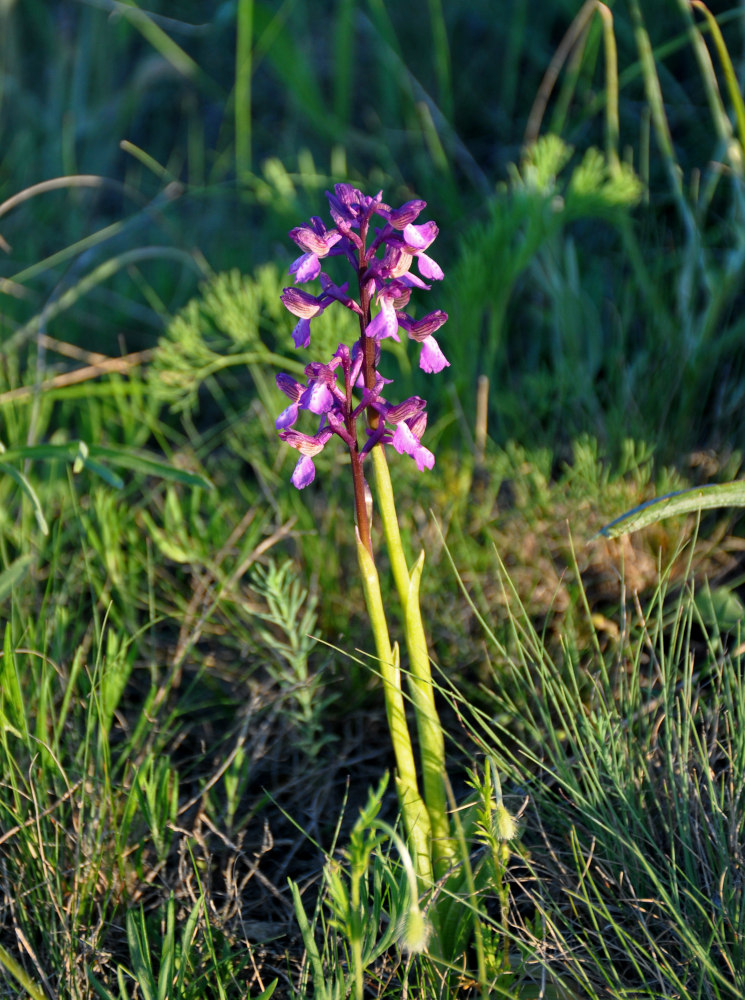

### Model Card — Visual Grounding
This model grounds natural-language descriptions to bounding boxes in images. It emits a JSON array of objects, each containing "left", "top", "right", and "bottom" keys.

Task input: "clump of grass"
[{"left": 440, "top": 529, "right": 745, "bottom": 999}]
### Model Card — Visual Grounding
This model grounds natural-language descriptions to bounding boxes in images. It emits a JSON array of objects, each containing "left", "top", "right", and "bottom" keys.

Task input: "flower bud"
[
  {"left": 399, "top": 904, "right": 432, "bottom": 955},
  {"left": 493, "top": 803, "right": 518, "bottom": 843}
]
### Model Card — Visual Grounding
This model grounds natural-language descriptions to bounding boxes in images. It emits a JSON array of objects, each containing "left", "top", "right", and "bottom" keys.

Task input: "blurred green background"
[{"left": 4, "top": 0, "right": 743, "bottom": 462}]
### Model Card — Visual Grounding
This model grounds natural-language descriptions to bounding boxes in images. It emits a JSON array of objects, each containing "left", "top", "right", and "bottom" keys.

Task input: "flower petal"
[
  {"left": 275, "top": 402, "right": 299, "bottom": 429},
  {"left": 385, "top": 395, "right": 427, "bottom": 423},
  {"left": 290, "top": 221, "right": 341, "bottom": 255},
  {"left": 291, "top": 454, "right": 316, "bottom": 488},
  {"left": 417, "top": 252, "right": 444, "bottom": 281},
  {"left": 290, "top": 252, "right": 321, "bottom": 284},
  {"left": 282, "top": 287, "right": 323, "bottom": 318},
  {"left": 276, "top": 372, "right": 305, "bottom": 400},
  {"left": 398, "top": 309, "right": 448, "bottom": 340},
  {"left": 292, "top": 318, "right": 311, "bottom": 349},
  {"left": 367, "top": 299, "right": 400, "bottom": 341},
  {"left": 391, "top": 421, "right": 435, "bottom": 471},
  {"left": 387, "top": 200, "right": 426, "bottom": 229},
  {"left": 418, "top": 335, "right": 450, "bottom": 373},
  {"left": 402, "top": 221, "right": 438, "bottom": 252},
  {"left": 300, "top": 381, "right": 335, "bottom": 414}
]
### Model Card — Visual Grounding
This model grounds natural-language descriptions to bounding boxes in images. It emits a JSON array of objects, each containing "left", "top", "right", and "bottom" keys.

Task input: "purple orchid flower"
[
  {"left": 397, "top": 310, "right": 450, "bottom": 373},
  {"left": 361, "top": 393, "right": 434, "bottom": 471},
  {"left": 289, "top": 216, "right": 343, "bottom": 283},
  {"left": 276, "top": 184, "right": 448, "bottom": 526},
  {"left": 278, "top": 426, "right": 334, "bottom": 489},
  {"left": 400, "top": 221, "right": 444, "bottom": 281}
]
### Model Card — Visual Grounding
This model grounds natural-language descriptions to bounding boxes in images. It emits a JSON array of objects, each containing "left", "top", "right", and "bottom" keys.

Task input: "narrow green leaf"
[
  {"left": 0, "top": 442, "right": 84, "bottom": 463},
  {"left": 692, "top": 1, "right": 745, "bottom": 156},
  {"left": 0, "top": 943, "right": 47, "bottom": 1000},
  {"left": 333, "top": 0, "right": 355, "bottom": 124},
  {"left": 113, "top": 1, "right": 222, "bottom": 97},
  {"left": 0, "top": 461, "right": 49, "bottom": 534},
  {"left": 1, "top": 442, "right": 210, "bottom": 490},
  {"left": 253, "top": 2, "right": 328, "bottom": 133},
  {"left": 427, "top": 0, "right": 453, "bottom": 121},
  {"left": 80, "top": 456, "right": 125, "bottom": 490},
  {"left": 89, "top": 445, "right": 213, "bottom": 488},
  {"left": 596, "top": 2, "right": 620, "bottom": 172},
  {"left": 157, "top": 896, "right": 175, "bottom": 1000},
  {"left": 120, "top": 141, "right": 177, "bottom": 183},
  {"left": 86, "top": 966, "right": 118, "bottom": 1000},
  {"left": 174, "top": 898, "right": 203, "bottom": 994},
  {"left": 600, "top": 481, "right": 745, "bottom": 538},
  {"left": 288, "top": 879, "right": 329, "bottom": 1000},
  {"left": 0, "top": 555, "right": 33, "bottom": 602},
  {"left": 126, "top": 907, "right": 157, "bottom": 1000},
  {"left": 254, "top": 979, "right": 278, "bottom": 1000},
  {"left": 235, "top": 0, "right": 254, "bottom": 179}
]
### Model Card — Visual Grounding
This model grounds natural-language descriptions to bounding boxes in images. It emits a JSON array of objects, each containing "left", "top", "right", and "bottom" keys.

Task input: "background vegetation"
[{"left": 1, "top": 1, "right": 745, "bottom": 998}]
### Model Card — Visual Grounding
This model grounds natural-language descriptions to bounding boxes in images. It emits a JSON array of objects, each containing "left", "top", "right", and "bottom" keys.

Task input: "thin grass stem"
[{"left": 235, "top": 0, "right": 254, "bottom": 181}]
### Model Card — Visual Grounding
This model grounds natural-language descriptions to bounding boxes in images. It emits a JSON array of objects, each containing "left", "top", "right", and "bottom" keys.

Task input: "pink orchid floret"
[
  {"left": 391, "top": 421, "right": 435, "bottom": 471},
  {"left": 278, "top": 426, "right": 334, "bottom": 489},
  {"left": 397, "top": 310, "right": 450, "bottom": 373},
  {"left": 289, "top": 217, "right": 342, "bottom": 283}
]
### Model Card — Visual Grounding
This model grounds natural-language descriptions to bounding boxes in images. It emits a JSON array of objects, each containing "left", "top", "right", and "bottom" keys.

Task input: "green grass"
[
  {"left": 454, "top": 539, "right": 745, "bottom": 997},
  {"left": 3, "top": 1, "right": 745, "bottom": 998}
]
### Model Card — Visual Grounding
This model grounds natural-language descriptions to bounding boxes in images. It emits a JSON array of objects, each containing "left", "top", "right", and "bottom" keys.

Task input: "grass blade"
[
  {"left": 0, "top": 943, "right": 47, "bottom": 1000},
  {"left": 333, "top": 0, "right": 355, "bottom": 125},
  {"left": 0, "top": 460, "right": 49, "bottom": 534},
  {"left": 600, "top": 480, "right": 745, "bottom": 537},
  {"left": 235, "top": 0, "right": 254, "bottom": 180},
  {"left": 0, "top": 441, "right": 211, "bottom": 489},
  {"left": 596, "top": 3, "right": 620, "bottom": 172},
  {"left": 126, "top": 907, "right": 157, "bottom": 1000},
  {"left": 289, "top": 878, "right": 330, "bottom": 1000},
  {"left": 0, "top": 555, "right": 33, "bottom": 602},
  {"left": 87, "top": 445, "right": 212, "bottom": 488},
  {"left": 691, "top": 0, "right": 745, "bottom": 156},
  {"left": 111, "top": 0, "right": 222, "bottom": 97}
]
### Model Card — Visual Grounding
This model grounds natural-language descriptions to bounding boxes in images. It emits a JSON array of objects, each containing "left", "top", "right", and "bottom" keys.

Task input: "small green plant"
[
  {"left": 292, "top": 761, "right": 525, "bottom": 998},
  {"left": 89, "top": 896, "right": 201, "bottom": 1000},
  {"left": 133, "top": 755, "right": 179, "bottom": 865},
  {"left": 291, "top": 775, "right": 421, "bottom": 1000},
  {"left": 467, "top": 759, "right": 519, "bottom": 980},
  {"left": 88, "top": 893, "right": 278, "bottom": 1000},
  {"left": 247, "top": 558, "right": 333, "bottom": 756}
]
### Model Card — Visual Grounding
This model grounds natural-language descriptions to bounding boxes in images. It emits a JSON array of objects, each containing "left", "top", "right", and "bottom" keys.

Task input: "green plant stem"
[
  {"left": 596, "top": 2, "right": 620, "bottom": 174},
  {"left": 370, "top": 444, "right": 454, "bottom": 876},
  {"left": 0, "top": 943, "right": 47, "bottom": 1000},
  {"left": 349, "top": 860, "right": 364, "bottom": 1000},
  {"left": 235, "top": 0, "right": 253, "bottom": 181},
  {"left": 690, "top": 0, "right": 745, "bottom": 157},
  {"left": 355, "top": 532, "right": 433, "bottom": 887}
]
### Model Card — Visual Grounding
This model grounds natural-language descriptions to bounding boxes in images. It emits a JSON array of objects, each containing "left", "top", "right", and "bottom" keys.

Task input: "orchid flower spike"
[{"left": 276, "top": 184, "right": 448, "bottom": 489}]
